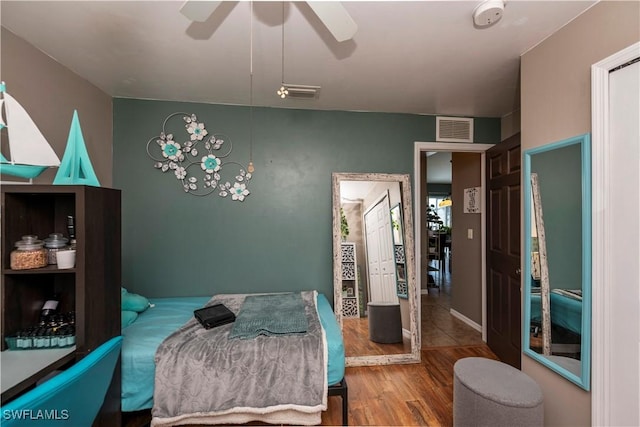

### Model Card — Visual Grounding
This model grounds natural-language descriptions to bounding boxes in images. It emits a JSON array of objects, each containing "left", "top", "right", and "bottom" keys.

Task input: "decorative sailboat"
[
  {"left": 53, "top": 110, "right": 100, "bottom": 187},
  {"left": 0, "top": 81, "right": 60, "bottom": 182}
]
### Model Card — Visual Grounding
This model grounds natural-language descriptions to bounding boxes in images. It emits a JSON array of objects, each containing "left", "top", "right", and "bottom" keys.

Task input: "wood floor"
[
  {"left": 320, "top": 271, "right": 497, "bottom": 426},
  {"left": 421, "top": 279, "right": 485, "bottom": 347},
  {"left": 321, "top": 345, "right": 498, "bottom": 426},
  {"left": 343, "top": 317, "right": 411, "bottom": 356},
  {"left": 343, "top": 263, "right": 484, "bottom": 353}
]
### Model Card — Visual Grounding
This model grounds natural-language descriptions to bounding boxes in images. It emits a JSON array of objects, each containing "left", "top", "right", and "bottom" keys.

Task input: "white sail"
[
  {"left": 0, "top": 99, "right": 5, "bottom": 128},
  {"left": 4, "top": 92, "right": 60, "bottom": 166}
]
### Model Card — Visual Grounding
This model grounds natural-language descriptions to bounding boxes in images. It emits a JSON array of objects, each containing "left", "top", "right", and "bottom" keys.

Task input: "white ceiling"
[
  {"left": 1, "top": 1, "right": 597, "bottom": 118},
  {"left": 340, "top": 180, "right": 377, "bottom": 201},
  {"left": 426, "top": 151, "right": 452, "bottom": 184}
]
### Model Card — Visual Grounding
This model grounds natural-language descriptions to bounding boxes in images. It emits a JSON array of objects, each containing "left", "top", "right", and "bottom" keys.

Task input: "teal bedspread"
[
  {"left": 229, "top": 292, "right": 308, "bottom": 339},
  {"left": 121, "top": 296, "right": 209, "bottom": 412},
  {"left": 530, "top": 289, "right": 582, "bottom": 335}
]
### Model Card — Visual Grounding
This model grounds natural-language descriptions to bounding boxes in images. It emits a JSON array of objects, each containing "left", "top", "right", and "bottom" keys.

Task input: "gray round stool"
[
  {"left": 453, "top": 357, "right": 543, "bottom": 427},
  {"left": 367, "top": 301, "right": 402, "bottom": 343}
]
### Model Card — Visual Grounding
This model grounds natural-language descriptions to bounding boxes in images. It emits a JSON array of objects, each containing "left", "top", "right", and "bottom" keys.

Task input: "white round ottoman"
[{"left": 453, "top": 357, "right": 543, "bottom": 427}]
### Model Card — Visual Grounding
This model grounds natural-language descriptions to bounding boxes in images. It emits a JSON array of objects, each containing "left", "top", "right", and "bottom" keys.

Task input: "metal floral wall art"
[{"left": 146, "top": 112, "right": 252, "bottom": 201}]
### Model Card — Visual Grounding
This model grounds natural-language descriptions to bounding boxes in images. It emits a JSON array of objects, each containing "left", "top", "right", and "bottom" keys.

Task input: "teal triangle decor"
[{"left": 54, "top": 110, "right": 100, "bottom": 186}]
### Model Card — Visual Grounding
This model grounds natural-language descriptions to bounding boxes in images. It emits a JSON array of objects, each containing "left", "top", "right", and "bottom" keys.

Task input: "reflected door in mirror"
[{"left": 364, "top": 195, "right": 398, "bottom": 304}]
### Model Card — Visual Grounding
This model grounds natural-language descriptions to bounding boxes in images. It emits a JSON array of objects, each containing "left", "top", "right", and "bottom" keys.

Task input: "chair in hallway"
[{"left": 427, "top": 232, "right": 450, "bottom": 289}]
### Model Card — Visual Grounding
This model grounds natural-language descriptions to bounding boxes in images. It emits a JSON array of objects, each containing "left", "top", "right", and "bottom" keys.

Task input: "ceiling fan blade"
[
  {"left": 306, "top": 1, "right": 357, "bottom": 42},
  {"left": 180, "top": 1, "right": 222, "bottom": 22}
]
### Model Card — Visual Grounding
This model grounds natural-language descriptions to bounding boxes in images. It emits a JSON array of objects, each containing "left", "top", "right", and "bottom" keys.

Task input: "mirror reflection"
[
  {"left": 524, "top": 134, "right": 591, "bottom": 390},
  {"left": 390, "top": 204, "right": 408, "bottom": 299},
  {"left": 332, "top": 173, "right": 419, "bottom": 366}
]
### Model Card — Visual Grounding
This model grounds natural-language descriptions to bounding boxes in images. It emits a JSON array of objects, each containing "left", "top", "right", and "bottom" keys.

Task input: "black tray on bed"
[{"left": 194, "top": 303, "right": 236, "bottom": 329}]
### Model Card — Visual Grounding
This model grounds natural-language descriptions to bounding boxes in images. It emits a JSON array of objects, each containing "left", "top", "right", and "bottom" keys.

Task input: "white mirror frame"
[{"left": 332, "top": 172, "right": 420, "bottom": 366}]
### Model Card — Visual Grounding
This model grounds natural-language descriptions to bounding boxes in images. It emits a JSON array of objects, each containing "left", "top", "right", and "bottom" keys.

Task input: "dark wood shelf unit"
[
  {"left": 1, "top": 185, "right": 122, "bottom": 426},
  {"left": 3, "top": 265, "right": 77, "bottom": 274}
]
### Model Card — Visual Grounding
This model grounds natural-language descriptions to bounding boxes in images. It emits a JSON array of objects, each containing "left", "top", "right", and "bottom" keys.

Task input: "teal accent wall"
[{"left": 113, "top": 98, "right": 500, "bottom": 298}]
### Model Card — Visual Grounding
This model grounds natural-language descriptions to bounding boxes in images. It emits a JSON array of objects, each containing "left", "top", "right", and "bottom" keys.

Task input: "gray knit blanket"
[
  {"left": 151, "top": 291, "right": 327, "bottom": 426},
  {"left": 229, "top": 292, "right": 308, "bottom": 339}
]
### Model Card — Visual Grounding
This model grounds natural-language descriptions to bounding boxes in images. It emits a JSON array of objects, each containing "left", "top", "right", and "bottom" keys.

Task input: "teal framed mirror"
[{"left": 523, "top": 133, "right": 591, "bottom": 390}]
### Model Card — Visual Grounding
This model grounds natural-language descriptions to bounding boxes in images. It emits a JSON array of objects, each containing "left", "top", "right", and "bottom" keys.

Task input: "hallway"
[{"left": 422, "top": 264, "right": 484, "bottom": 348}]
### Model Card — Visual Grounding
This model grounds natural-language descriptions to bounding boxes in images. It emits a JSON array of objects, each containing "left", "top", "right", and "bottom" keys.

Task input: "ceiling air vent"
[
  {"left": 282, "top": 84, "right": 321, "bottom": 99},
  {"left": 436, "top": 116, "right": 474, "bottom": 143}
]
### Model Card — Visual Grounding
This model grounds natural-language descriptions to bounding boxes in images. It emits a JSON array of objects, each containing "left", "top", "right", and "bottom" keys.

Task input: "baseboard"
[
  {"left": 450, "top": 309, "right": 482, "bottom": 332},
  {"left": 420, "top": 288, "right": 429, "bottom": 295}
]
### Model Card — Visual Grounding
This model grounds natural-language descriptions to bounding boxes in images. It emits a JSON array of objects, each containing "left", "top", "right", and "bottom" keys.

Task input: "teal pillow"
[
  {"left": 121, "top": 287, "right": 150, "bottom": 312},
  {"left": 121, "top": 310, "right": 138, "bottom": 329}
]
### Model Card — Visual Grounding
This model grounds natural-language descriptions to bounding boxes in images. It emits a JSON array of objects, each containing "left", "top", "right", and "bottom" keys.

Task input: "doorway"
[
  {"left": 425, "top": 153, "right": 453, "bottom": 291},
  {"left": 414, "top": 142, "right": 494, "bottom": 341}
]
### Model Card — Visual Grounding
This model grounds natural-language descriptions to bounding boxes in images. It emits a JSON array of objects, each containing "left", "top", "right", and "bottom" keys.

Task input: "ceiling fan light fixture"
[
  {"left": 306, "top": 1, "right": 357, "bottom": 42},
  {"left": 179, "top": 0, "right": 222, "bottom": 22},
  {"left": 180, "top": 1, "right": 357, "bottom": 42},
  {"left": 277, "top": 85, "right": 289, "bottom": 99}
]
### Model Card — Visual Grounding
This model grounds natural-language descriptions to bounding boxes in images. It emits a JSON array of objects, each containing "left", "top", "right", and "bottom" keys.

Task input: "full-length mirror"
[
  {"left": 523, "top": 134, "right": 591, "bottom": 390},
  {"left": 332, "top": 173, "right": 419, "bottom": 366}
]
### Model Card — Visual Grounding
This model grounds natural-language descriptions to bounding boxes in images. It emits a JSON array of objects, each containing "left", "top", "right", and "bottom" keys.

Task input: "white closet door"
[
  {"left": 365, "top": 210, "right": 383, "bottom": 302},
  {"left": 376, "top": 198, "right": 398, "bottom": 302},
  {"left": 365, "top": 195, "right": 398, "bottom": 303},
  {"left": 608, "top": 58, "right": 639, "bottom": 426}
]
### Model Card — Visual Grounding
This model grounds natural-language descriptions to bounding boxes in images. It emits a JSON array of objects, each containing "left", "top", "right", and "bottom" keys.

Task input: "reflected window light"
[{"left": 429, "top": 196, "right": 452, "bottom": 228}]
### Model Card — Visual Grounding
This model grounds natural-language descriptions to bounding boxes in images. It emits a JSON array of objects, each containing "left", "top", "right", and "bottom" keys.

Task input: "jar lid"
[
  {"left": 44, "top": 233, "right": 69, "bottom": 248},
  {"left": 15, "top": 235, "right": 44, "bottom": 250}
]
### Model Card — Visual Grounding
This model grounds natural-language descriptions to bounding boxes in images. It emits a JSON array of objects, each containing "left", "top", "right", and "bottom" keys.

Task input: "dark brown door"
[{"left": 486, "top": 133, "right": 521, "bottom": 368}]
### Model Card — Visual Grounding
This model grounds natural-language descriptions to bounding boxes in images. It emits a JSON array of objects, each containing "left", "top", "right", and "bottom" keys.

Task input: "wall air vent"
[
  {"left": 282, "top": 84, "right": 321, "bottom": 99},
  {"left": 436, "top": 116, "right": 474, "bottom": 143}
]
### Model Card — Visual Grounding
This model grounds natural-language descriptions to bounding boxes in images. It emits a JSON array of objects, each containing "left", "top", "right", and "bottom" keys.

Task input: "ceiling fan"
[{"left": 180, "top": 1, "right": 358, "bottom": 42}]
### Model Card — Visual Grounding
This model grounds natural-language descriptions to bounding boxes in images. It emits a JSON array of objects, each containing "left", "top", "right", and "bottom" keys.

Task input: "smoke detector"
[{"left": 473, "top": 0, "right": 504, "bottom": 28}]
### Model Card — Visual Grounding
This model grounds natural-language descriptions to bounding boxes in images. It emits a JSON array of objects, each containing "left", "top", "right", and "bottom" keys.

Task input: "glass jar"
[
  {"left": 44, "top": 233, "right": 69, "bottom": 264},
  {"left": 10, "top": 235, "right": 47, "bottom": 270}
]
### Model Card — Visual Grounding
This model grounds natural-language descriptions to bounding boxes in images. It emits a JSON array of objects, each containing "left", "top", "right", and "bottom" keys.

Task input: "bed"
[
  {"left": 530, "top": 288, "right": 582, "bottom": 335},
  {"left": 121, "top": 291, "right": 346, "bottom": 425}
]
